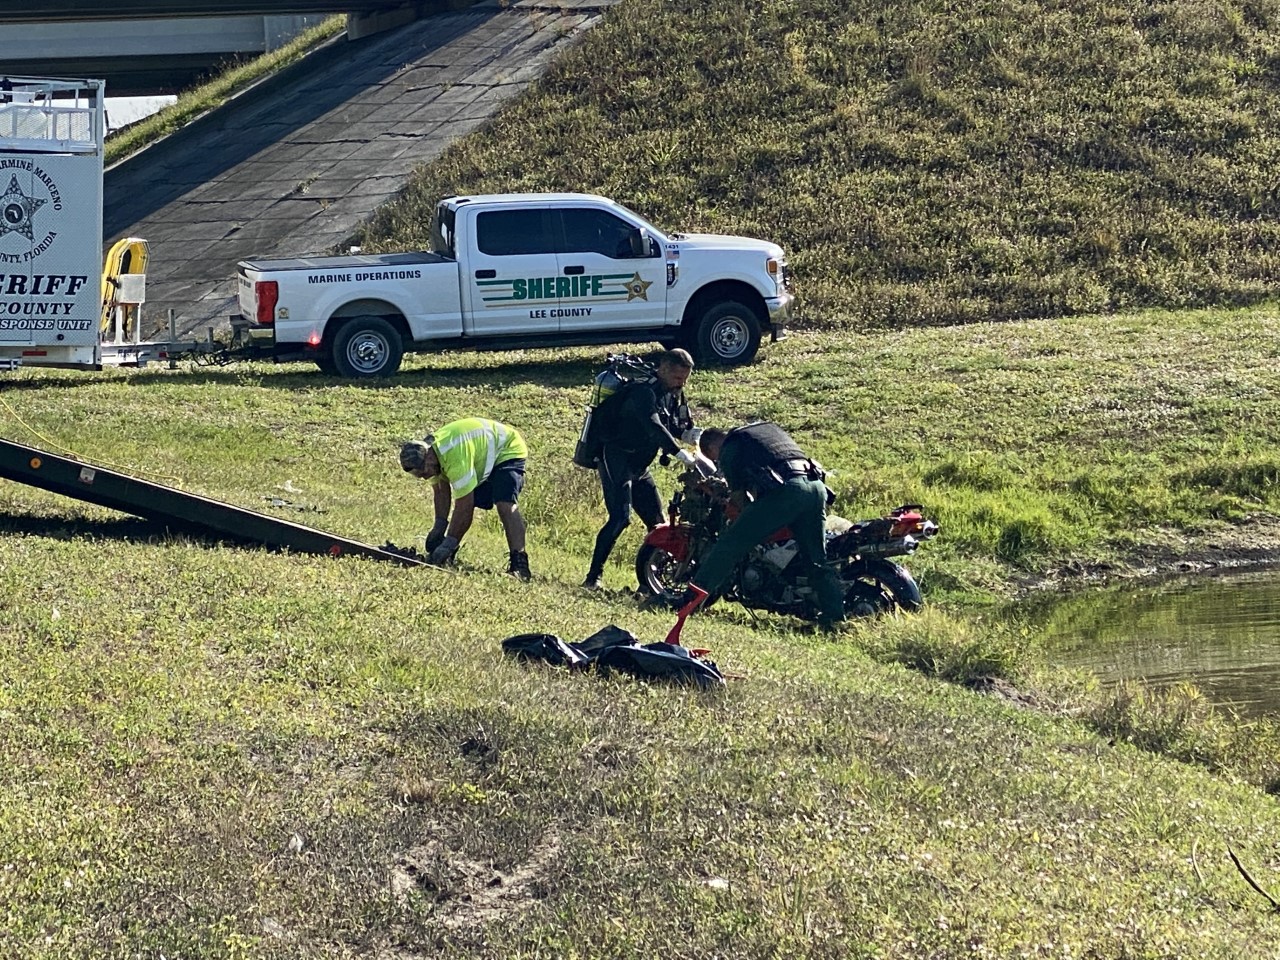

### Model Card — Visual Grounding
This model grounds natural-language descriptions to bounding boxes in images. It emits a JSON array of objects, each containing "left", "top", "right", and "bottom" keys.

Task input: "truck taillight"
[{"left": 255, "top": 281, "right": 278, "bottom": 325}]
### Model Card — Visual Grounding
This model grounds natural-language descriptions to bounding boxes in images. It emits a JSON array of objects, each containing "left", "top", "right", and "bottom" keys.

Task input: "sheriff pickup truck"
[{"left": 233, "top": 192, "right": 793, "bottom": 377}]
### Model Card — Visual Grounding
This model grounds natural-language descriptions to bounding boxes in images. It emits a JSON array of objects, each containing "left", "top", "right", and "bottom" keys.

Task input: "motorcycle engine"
[
  {"left": 739, "top": 560, "right": 770, "bottom": 599},
  {"left": 738, "top": 548, "right": 796, "bottom": 608}
]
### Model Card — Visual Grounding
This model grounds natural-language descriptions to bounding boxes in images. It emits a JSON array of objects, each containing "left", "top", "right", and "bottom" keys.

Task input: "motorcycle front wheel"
[
  {"left": 843, "top": 559, "right": 924, "bottom": 617},
  {"left": 635, "top": 543, "right": 697, "bottom": 605}
]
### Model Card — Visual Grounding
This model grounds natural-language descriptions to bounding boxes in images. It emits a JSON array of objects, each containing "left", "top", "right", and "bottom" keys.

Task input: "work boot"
[
  {"left": 507, "top": 550, "right": 531, "bottom": 582},
  {"left": 582, "top": 571, "right": 604, "bottom": 591}
]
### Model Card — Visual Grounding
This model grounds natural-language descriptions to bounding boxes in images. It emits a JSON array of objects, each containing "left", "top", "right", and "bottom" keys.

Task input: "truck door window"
[
  {"left": 557, "top": 208, "right": 641, "bottom": 259},
  {"left": 475, "top": 209, "right": 555, "bottom": 256}
]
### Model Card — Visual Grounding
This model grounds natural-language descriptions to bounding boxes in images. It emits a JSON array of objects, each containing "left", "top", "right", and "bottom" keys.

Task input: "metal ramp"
[{"left": 0, "top": 437, "right": 426, "bottom": 566}]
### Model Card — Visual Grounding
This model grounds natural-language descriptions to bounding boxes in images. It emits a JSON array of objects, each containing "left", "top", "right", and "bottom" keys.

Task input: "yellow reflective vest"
[{"left": 431, "top": 418, "right": 527, "bottom": 498}]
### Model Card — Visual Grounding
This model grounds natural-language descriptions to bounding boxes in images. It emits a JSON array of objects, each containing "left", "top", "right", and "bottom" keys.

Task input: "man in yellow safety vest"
[{"left": 399, "top": 417, "right": 530, "bottom": 580}]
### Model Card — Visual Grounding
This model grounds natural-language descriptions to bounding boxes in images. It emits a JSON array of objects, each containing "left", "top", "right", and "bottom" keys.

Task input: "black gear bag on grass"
[
  {"left": 501, "top": 633, "right": 591, "bottom": 668},
  {"left": 502, "top": 625, "right": 725, "bottom": 689}
]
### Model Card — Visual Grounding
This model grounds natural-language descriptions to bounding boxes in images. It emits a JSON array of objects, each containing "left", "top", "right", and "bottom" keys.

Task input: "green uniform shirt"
[{"left": 430, "top": 418, "right": 527, "bottom": 499}]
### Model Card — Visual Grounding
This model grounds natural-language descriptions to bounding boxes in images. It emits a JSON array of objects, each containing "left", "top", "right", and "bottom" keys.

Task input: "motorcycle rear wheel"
[{"left": 843, "top": 560, "right": 923, "bottom": 617}]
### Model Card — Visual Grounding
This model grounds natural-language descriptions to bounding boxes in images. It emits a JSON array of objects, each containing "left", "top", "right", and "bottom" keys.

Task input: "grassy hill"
[{"left": 362, "top": 0, "right": 1280, "bottom": 328}]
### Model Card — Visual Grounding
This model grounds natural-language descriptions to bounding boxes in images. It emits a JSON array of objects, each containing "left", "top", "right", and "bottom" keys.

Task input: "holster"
[
  {"left": 747, "top": 465, "right": 787, "bottom": 496},
  {"left": 750, "top": 459, "right": 835, "bottom": 505}
]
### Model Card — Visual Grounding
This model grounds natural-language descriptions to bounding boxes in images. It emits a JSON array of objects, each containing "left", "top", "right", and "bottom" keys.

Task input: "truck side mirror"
[{"left": 629, "top": 228, "right": 655, "bottom": 258}]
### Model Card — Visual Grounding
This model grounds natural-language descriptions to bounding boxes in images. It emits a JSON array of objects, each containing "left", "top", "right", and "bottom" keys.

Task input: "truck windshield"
[{"left": 612, "top": 201, "right": 665, "bottom": 241}]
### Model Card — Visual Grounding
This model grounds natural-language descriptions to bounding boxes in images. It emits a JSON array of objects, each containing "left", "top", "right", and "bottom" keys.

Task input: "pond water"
[{"left": 1035, "top": 568, "right": 1280, "bottom": 718}]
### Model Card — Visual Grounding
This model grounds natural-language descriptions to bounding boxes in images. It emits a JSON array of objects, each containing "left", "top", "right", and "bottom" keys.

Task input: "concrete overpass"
[
  {"left": 99, "top": 0, "right": 614, "bottom": 339},
  {"left": 0, "top": 1, "right": 407, "bottom": 20},
  {"left": 0, "top": 2, "right": 457, "bottom": 95},
  {"left": 0, "top": 15, "right": 332, "bottom": 95}
]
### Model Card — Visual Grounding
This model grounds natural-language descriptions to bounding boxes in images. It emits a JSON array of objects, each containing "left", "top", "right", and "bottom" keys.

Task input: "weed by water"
[
  {"left": 850, "top": 607, "right": 1030, "bottom": 684},
  {"left": 1083, "top": 679, "right": 1280, "bottom": 792},
  {"left": 1091, "top": 679, "right": 1230, "bottom": 760},
  {"left": 1174, "top": 456, "right": 1280, "bottom": 508}
]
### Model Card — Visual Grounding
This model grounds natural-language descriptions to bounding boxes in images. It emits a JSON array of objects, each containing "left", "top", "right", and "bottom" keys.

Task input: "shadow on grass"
[
  {"left": 403, "top": 356, "right": 606, "bottom": 388},
  {"left": 0, "top": 509, "right": 416, "bottom": 567},
  {"left": 0, "top": 365, "right": 367, "bottom": 393},
  {"left": 0, "top": 511, "right": 288, "bottom": 558},
  {"left": 0, "top": 512, "right": 201, "bottom": 542},
  {"left": 0, "top": 352, "right": 624, "bottom": 392}
]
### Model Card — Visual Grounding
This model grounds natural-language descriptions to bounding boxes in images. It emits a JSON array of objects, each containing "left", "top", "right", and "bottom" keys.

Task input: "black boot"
[{"left": 508, "top": 550, "right": 531, "bottom": 581}]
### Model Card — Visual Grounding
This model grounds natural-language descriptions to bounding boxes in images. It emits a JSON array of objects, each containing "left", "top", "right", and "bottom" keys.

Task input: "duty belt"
[{"left": 774, "top": 458, "right": 817, "bottom": 480}]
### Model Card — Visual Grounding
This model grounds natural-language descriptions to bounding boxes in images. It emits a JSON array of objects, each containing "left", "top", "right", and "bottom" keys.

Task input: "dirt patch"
[
  {"left": 389, "top": 830, "right": 560, "bottom": 931},
  {"left": 1011, "top": 513, "right": 1280, "bottom": 598},
  {"left": 967, "top": 675, "right": 1042, "bottom": 709}
]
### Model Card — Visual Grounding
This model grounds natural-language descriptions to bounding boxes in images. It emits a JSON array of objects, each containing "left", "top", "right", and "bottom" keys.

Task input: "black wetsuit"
[{"left": 586, "top": 379, "right": 691, "bottom": 579}]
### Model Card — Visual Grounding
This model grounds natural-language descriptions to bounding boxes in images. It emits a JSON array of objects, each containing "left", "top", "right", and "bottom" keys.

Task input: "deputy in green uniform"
[
  {"left": 689, "top": 422, "right": 844, "bottom": 627},
  {"left": 399, "top": 417, "right": 531, "bottom": 580}
]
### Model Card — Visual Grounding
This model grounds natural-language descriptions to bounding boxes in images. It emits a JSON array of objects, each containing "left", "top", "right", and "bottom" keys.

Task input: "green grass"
[
  {"left": 19, "top": 0, "right": 1280, "bottom": 952},
  {"left": 103, "top": 15, "right": 346, "bottom": 167},
  {"left": 2, "top": 313, "right": 1280, "bottom": 956}
]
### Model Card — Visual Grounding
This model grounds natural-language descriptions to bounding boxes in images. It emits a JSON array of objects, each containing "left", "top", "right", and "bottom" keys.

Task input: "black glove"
[
  {"left": 424, "top": 521, "right": 447, "bottom": 553},
  {"left": 429, "top": 536, "right": 460, "bottom": 566}
]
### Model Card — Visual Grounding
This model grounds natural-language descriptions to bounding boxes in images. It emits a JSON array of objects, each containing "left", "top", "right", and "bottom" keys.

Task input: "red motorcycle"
[{"left": 635, "top": 466, "right": 938, "bottom": 620}]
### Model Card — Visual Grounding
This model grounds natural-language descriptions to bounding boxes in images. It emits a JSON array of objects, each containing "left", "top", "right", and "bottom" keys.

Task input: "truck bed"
[{"left": 239, "top": 251, "right": 450, "bottom": 272}]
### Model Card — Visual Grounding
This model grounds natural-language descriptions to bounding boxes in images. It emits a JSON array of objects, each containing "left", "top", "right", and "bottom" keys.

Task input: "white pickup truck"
[{"left": 233, "top": 192, "right": 793, "bottom": 377}]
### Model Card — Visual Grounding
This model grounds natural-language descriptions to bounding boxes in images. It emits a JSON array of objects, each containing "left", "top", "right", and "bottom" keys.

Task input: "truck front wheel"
[
  {"left": 330, "top": 316, "right": 404, "bottom": 378},
  {"left": 690, "top": 300, "right": 761, "bottom": 366}
]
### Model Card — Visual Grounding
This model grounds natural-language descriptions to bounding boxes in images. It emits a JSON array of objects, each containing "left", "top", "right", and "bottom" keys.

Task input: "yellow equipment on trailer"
[{"left": 99, "top": 235, "right": 149, "bottom": 340}]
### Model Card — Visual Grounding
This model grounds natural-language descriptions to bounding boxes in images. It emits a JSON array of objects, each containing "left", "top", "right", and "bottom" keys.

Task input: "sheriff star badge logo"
[
  {"left": 625, "top": 272, "right": 653, "bottom": 302},
  {"left": 0, "top": 175, "right": 47, "bottom": 241}
]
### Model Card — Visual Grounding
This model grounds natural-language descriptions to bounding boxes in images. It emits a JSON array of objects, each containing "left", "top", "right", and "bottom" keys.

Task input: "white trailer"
[{"left": 0, "top": 76, "right": 209, "bottom": 371}]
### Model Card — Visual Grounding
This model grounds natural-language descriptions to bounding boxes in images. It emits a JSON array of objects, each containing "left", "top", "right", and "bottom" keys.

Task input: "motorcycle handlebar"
[{"left": 692, "top": 458, "right": 718, "bottom": 480}]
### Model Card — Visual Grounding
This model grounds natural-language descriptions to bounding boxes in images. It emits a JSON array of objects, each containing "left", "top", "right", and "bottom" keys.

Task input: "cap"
[{"left": 399, "top": 439, "right": 432, "bottom": 472}]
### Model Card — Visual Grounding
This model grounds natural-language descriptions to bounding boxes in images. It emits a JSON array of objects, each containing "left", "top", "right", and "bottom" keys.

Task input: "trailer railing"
[{"left": 0, "top": 76, "right": 103, "bottom": 155}]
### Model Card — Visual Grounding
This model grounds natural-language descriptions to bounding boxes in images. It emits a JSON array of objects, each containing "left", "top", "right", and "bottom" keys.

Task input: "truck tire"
[
  {"left": 330, "top": 316, "right": 404, "bottom": 378},
  {"left": 690, "top": 300, "right": 761, "bottom": 366}
]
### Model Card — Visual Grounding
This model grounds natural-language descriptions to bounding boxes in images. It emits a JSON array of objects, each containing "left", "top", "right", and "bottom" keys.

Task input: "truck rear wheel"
[
  {"left": 690, "top": 300, "right": 761, "bottom": 366},
  {"left": 330, "top": 316, "right": 404, "bottom": 378}
]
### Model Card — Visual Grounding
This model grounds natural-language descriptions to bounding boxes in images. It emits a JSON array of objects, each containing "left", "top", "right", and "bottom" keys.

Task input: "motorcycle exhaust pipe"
[{"left": 854, "top": 536, "right": 918, "bottom": 558}]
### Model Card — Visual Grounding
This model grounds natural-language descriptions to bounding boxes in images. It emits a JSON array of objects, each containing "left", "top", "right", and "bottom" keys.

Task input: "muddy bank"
[{"left": 1013, "top": 513, "right": 1280, "bottom": 599}]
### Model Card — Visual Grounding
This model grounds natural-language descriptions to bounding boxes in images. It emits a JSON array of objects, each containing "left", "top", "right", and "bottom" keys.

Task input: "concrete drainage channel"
[{"left": 103, "top": 0, "right": 619, "bottom": 341}]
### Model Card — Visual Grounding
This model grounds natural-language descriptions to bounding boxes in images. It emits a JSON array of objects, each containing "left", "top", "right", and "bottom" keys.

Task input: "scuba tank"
[{"left": 572, "top": 353, "right": 657, "bottom": 468}]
